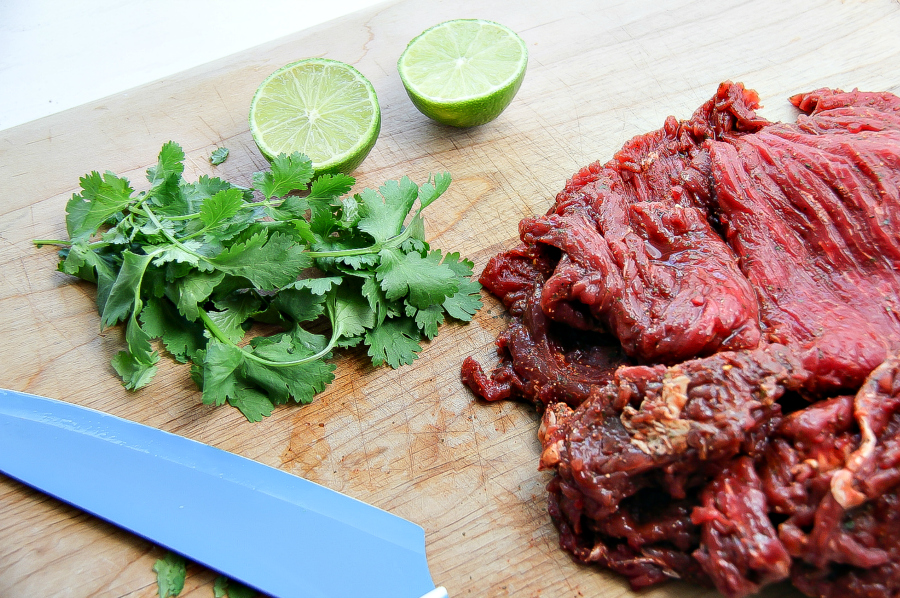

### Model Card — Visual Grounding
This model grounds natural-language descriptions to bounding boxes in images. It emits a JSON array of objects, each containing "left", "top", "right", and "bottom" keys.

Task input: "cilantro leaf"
[
  {"left": 337, "top": 194, "right": 361, "bottom": 230},
  {"left": 361, "top": 274, "right": 399, "bottom": 325},
  {"left": 287, "top": 276, "right": 342, "bottom": 295},
  {"left": 141, "top": 296, "right": 206, "bottom": 362},
  {"left": 309, "top": 173, "right": 355, "bottom": 201},
  {"left": 441, "top": 251, "right": 476, "bottom": 278},
  {"left": 313, "top": 238, "right": 380, "bottom": 269},
  {"left": 271, "top": 286, "right": 327, "bottom": 324},
  {"left": 417, "top": 172, "right": 452, "bottom": 209},
  {"left": 111, "top": 347, "right": 159, "bottom": 390},
  {"left": 225, "top": 582, "right": 257, "bottom": 598},
  {"left": 329, "top": 282, "right": 376, "bottom": 340},
  {"left": 226, "top": 382, "right": 275, "bottom": 422},
  {"left": 173, "top": 271, "right": 225, "bottom": 321},
  {"left": 199, "top": 340, "right": 245, "bottom": 406},
  {"left": 214, "top": 576, "right": 258, "bottom": 598},
  {"left": 440, "top": 252, "right": 483, "bottom": 321},
  {"left": 207, "top": 292, "right": 263, "bottom": 343},
  {"left": 152, "top": 551, "right": 186, "bottom": 598},
  {"left": 199, "top": 188, "right": 246, "bottom": 229},
  {"left": 150, "top": 175, "right": 191, "bottom": 218},
  {"left": 151, "top": 241, "right": 203, "bottom": 269},
  {"left": 398, "top": 214, "right": 427, "bottom": 253},
  {"left": 356, "top": 176, "right": 419, "bottom": 243},
  {"left": 365, "top": 317, "right": 422, "bottom": 368},
  {"left": 406, "top": 302, "right": 444, "bottom": 339},
  {"left": 147, "top": 141, "right": 186, "bottom": 186},
  {"left": 375, "top": 248, "right": 459, "bottom": 309},
  {"left": 170, "top": 175, "right": 246, "bottom": 218},
  {"left": 253, "top": 152, "right": 313, "bottom": 199},
  {"left": 210, "top": 231, "right": 311, "bottom": 290},
  {"left": 242, "top": 328, "right": 336, "bottom": 405},
  {"left": 101, "top": 250, "right": 155, "bottom": 328},
  {"left": 266, "top": 195, "right": 310, "bottom": 222},
  {"left": 443, "top": 278, "right": 483, "bottom": 321},
  {"left": 65, "top": 171, "right": 135, "bottom": 240},
  {"left": 113, "top": 300, "right": 161, "bottom": 390},
  {"left": 209, "top": 147, "right": 230, "bottom": 165},
  {"left": 59, "top": 239, "right": 118, "bottom": 311}
]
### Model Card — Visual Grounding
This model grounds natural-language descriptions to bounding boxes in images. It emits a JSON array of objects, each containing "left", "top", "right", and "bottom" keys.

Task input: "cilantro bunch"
[{"left": 42, "top": 142, "right": 482, "bottom": 421}]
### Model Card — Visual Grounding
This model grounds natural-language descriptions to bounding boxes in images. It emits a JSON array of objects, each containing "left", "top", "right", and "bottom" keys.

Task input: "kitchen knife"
[{"left": 0, "top": 388, "right": 448, "bottom": 598}]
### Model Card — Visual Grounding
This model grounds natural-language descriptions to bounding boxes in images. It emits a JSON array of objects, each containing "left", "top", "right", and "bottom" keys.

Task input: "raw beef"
[
  {"left": 462, "top": 83, "right": 900, "bottom": 598},
  {"left": 709, "top": 89, "right": 900, "bottom": 393},
  {"left": 538, "top": 348, "right": 900, "bottom": 598},
  {"left": 537, "top": 344, "right": 802, "bottom": 591}
]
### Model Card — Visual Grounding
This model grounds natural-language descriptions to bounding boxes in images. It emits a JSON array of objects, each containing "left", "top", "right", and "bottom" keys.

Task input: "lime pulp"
[
  {"left": 397, "top": 19, "right": 528, "bottom": 128},
  {"left": 249, "top": 58, "right": 381, "bottom": 176}
]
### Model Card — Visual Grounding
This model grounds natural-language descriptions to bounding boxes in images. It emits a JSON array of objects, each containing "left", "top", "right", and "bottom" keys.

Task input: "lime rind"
[
  {"left": 397, "top": 19, "right": 528, "bottom": 127},
  {"left": 249, "top": 58, "right": 381, "bottom": 175}
]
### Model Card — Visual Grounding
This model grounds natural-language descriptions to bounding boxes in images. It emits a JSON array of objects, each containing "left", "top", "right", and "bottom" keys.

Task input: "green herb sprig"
[{"left": 38, "top": 142, "right": 482, "bottom": 421}]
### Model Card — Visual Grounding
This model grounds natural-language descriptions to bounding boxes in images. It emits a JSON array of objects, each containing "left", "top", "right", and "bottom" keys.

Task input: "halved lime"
[
  {"left": 397, "top": 19, "right": 528, "bottom": 128},
  {"left": 249, "top": 58, "right": 381, "bottom": 176}
]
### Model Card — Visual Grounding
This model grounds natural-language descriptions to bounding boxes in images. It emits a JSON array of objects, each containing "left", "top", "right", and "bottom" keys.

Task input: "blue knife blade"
[{"left": 0, "top": 388, "right": 447, "bottom": 598}]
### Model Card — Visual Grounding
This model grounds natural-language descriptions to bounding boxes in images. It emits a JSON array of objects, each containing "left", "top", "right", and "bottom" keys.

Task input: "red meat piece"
[{"left": 463, "top": 83, "right": 900, "bottom": 598}]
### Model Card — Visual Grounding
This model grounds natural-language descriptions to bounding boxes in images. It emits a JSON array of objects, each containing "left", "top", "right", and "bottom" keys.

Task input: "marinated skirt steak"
[{"left": 461, "top": 82, "right": 900, "bottom": 598}]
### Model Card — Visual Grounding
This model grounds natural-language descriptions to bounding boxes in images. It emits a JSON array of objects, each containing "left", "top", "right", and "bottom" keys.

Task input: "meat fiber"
[
  {"left": 709, "top": 91, "right": 900, "bottom": 394},
  {"left": 462, "top": 83, "right": 900, "bottom": 598}
]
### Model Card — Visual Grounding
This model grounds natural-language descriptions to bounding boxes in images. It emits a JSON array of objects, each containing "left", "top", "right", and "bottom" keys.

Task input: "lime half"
[
  {"left": 249, "top": 58, "right": 381, "bottom": 176},
  {"left": 397, "top": 19, "right": 528, "bottom": 128}
]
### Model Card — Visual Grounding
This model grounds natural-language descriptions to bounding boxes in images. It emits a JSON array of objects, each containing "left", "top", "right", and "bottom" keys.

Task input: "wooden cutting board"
[{"left": 1, "top": 0, "right": 899, "bottom": 596}]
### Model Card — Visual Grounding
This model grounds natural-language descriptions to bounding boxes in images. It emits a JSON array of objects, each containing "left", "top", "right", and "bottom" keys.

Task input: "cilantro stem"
[
  {"left": 197, "top": 308, "right": 342, "bottom": 368},
  {"left": 33, "top": 239, "right": 72, "bottom": 247},
  {"left": 138, "top": 193, "right": 277, "bottom": 224},
  {"left": 196, "top": 308, "right": 230, "bottom": 343},
  {"left": 138, "top": 198, "right": 421, "bottom": 262},
  {"left": 305, "top": 210, "right": 422, "bottom": 258},
  {"left": 135, "top": 208, "right": 222, "bottom": 242},
  {"left": 178, "top": 228, "right": 211, "bottom": 242},
  {"left": 141, "top": 204, "right": 208, "bottom": 262},
  {"left": 305, "top": 246, "right": 382, "bottom": 258},
  {"left": 137, "top": 197, "right": 289, "bottom": 245}
]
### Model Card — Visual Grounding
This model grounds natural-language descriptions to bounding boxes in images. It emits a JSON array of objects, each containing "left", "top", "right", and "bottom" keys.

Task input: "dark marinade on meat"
[{"left": 461, "top": 82, "right": 900, "bottom": 598}]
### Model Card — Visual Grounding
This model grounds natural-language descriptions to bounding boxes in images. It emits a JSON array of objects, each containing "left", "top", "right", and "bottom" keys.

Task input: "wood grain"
[{"left": 1, "top": 0, "right": 899, "bottom": 596}]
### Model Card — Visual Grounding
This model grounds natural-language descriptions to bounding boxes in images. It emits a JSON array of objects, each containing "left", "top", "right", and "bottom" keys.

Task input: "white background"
[{"left": 0, "top": 0, "right": 384, "bottom": 131}]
